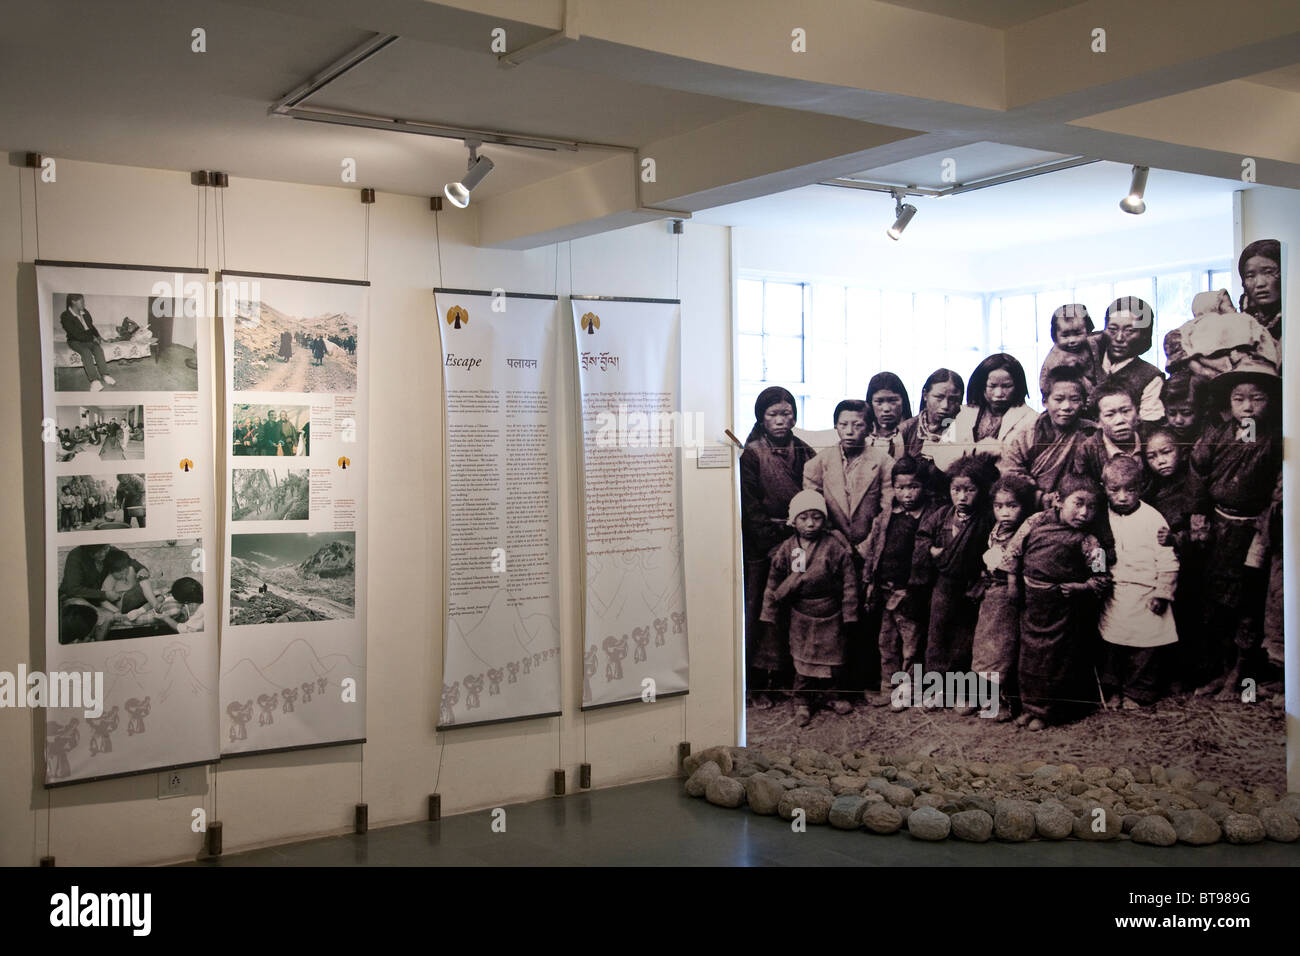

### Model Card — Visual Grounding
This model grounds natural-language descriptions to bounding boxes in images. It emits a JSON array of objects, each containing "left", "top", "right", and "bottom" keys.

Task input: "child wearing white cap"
[{"left": 759, "top": 489, "right": 860, "bottom": 726}]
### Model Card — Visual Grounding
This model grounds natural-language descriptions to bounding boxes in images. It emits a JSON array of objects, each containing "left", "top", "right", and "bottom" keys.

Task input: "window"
[
  {"left": 987, "top": 264, "right": 1231, "bottom": 381},
  {"left": 738, "top": 262, "right": 1231, "bottom": 428},
  {"left": 737, "top": 278, "right": 807, "bottom": 426}
]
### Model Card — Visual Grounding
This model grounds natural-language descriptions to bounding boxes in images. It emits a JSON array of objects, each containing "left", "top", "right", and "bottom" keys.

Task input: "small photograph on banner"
[
  {"left": 55, "top": 473, "right": 146, "bottom": 532},
  {"left": 56, "top": 538, "right": 205, "bottom": 643},
  {"left": 49, "top": 291, "right": 199, "bottom": 393},
  {"left": 231, "top": 467, "right": 310, "bottom": 521},
  {"left": 230, "top": 297, "right": 359, "bottom": 393},
  {"left": 229, "top": 531, "right": 356, "bottom": 625},
  {"left": 54, "top": 404, "right": 146, "bottom": 464},
  {"left": 231, "top": 403, "right": 310, "bottom": 457}
]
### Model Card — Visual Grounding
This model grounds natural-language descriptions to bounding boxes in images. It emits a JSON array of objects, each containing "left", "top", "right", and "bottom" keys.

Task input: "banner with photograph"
[
  {"left": 434, "top": 289, "right": 562, "bottom": 728},
  {"left": 37, "top": 261, "right": 219, "bottom": 785},
  {"left": 738, "top": 248, "right": 1285, "bottom": 790},
  {"left": 218, "top": 271, "right": 368, "bottom": 755},
  {"left": 571, "top": 296, "right": 689, "bottom": 709}
]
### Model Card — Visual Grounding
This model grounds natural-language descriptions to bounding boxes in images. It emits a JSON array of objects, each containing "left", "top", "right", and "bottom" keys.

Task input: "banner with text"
[
  {"left": 435, "top": 289, "right": 562, "bottom": 728},
  {"left": 218, "top": 271, "right": 368, "bottom": 755},
  {"left": 37, "top": 261, "right": 219, "bottom": 785},
  {"left": 572, "top": 296, "right": 689, "bottom": 709}
]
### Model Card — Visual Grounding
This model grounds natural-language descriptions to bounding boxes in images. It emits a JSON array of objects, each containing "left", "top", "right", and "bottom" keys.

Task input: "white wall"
[{"left": 0, "top": 157, "right": 738, "bottom": 866}]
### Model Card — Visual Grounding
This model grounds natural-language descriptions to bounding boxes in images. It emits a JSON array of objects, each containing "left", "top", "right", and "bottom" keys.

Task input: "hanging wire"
[
  {"left": 675, "top": 229, "right": 681, "bottom": 300},
  {"left": 363, "top": 202, "right": 371, "bottom": 281},
  {"left": 568, "top": 239, "right": 573, "bottom": 296},
  {"left": 219, "top": 185, "right": 228, "bottom": 272},
  {"left": 196, "top": 186, "right": 201, "bottom": 267},
  {"left": 32, "top": 167, "right": 41, "bottom": 260},
  {"left": 434, "top": 209, "right": 443, "bottom": 287}
]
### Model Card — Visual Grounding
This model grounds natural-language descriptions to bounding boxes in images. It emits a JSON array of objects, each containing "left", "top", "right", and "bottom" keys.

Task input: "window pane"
[
  {"left": 765, "top": 334, "right": 805, "bottom": 383},
  {"left": 845, "top": 288, "right": 881, "bottom": 384},
  {"left": 1113, "top": 276, "right": 1154, "bottom": 305},
  {"left": 737, "top": 278, "right": 763, "bottom": 334},
  {"left": 1155, "top": 271, "right": 1198, "bottom": 370},
  {"left": 808, "top": 284, "right": 846, "bottom": 398},
  {"left": 1211, "top": 270, "right": 1232, "bottom": 294},
  {"left": 879, "top": 291, "right": 914, "bottom": 384},
  {"left": 763, "top": 282, "right": 804, "bottom": 336},
  {"left": 944, "top": 295, "right": 986, "bottom": 389},
  {"left": 738, "top": 333, "right": 764, "bottom": 382},
  {"left": 1071, "top": 283, "right": 1112, "bottom": 329},
  {"left": 997, "top": 294, "right": 1037, "bottom": 375},
  {"left": 804, "top": 395, "right": 841, "bottom": 431}
]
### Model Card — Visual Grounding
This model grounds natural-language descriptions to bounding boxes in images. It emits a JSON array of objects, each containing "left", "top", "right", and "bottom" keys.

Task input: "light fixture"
[
  {"left": 444, "top": 141, "right": 495, "bottom": 208},
  {"left": 886, "top": 189, "right": 917, "bottom": 240},
  {"left": 1119, "top": 165, "right": 1149, "bottom": 214}
]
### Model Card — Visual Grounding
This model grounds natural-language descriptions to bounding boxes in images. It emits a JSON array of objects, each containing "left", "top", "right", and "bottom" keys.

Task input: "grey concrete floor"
[{"left": 185, "top": 777, "right": 1300, "bottom": 866}]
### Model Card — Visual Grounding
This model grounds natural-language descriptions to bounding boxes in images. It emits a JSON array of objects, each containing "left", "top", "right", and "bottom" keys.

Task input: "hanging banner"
[
  {"left": 571, "top": 296, "right": 689, "bottom": 708},
  {"left": 218, "top": 271, "right": 368, "bottom": 755},
  {"left": 37, "top": 261, "right": 219, "bottom": 785},
  {"left": 434, "top": 289, "right": 562, "bottom": 728}
]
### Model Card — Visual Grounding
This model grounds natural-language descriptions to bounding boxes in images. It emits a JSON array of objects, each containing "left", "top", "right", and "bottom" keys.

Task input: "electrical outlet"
[{"left": 157, "top": 768, "right": 191, "bottom": 800}]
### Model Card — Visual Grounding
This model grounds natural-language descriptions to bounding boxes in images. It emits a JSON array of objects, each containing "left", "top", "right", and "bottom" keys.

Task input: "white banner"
[
  {"left": 572, "top": 297, "right": 689, "bottom": 708},
  {"left": 434, "top": 290, "right": 562, "bottom": 728},
  {"left": 218, "top": 272, "right": 368, "bottom": 755},
  {"left": 37, "top": 262, "right": 219, "bottom": 784}
]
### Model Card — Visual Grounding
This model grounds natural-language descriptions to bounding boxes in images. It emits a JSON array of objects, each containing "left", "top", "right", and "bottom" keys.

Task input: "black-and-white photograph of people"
[
  {"left": 741, "top": 260, "right": 1285, "bottom": 789},
  {"left": 52, "top": 292, "right": 198, "bottom": 392}
]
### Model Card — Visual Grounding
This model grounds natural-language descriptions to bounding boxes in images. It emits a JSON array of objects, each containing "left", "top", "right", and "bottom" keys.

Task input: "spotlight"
[
  {"left": 444, "top": 141, "right": 495, "bottom": 208},
  {"left": 1119, "top": 165, "right": 1149, "bottom": 215},
  {"left": 886, "top": 190, "right": 917, "bottom": 240}
]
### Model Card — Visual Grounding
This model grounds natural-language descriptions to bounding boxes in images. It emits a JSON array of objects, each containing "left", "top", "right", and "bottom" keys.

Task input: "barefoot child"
[
  {"left": 1097, "top": 456, "right": 1179, "bottom": 710},
  {"left": 1142, "top": 425, "right": 1211, "bottom": 691},
  {"left": 1189, "top": 360, "right": 1283, "bottom": 698},
  {"left": 1004, "top": 474, "right": 1112, "bottom": 731},
  {"left": 911, "top": 453, "right": 999, "bottom": 699},
  {"left": 970, "top": 473, "right": 1038, "bottom": 720},
  {"left": 760, "top": 490, "right": 860, "bottom": 726},
  {"left": 859, "top": 456, "right": 937, "bottom": 708}
]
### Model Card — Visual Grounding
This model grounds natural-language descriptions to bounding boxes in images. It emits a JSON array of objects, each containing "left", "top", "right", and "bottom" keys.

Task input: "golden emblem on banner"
[
  {"left": 446, "top": 305, "right": 468, "bottom": 329},
  {"left": 179, "top": 458, "right": 194, "bottom": 473},
  {"left": 581, "top": 311, "right": 600, "bottom": 335},
  {"left": 337, "top": 456, "right": 351, "bottom": 470}
]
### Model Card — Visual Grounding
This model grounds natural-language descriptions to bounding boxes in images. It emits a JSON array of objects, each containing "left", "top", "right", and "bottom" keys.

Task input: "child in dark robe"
[
  {"left": 970, "top": 473, "right": 1038, "bottom": 721},
  {"left": 1142, "top": 424, "right": 1211, "bottom": 691},
  {"left": 1159, "top": 371, "right": 1210, "bottom": 450},
  {"left": 910, "top": 453, "right": 999, "bottom": 694},
  {"left": 860, "top": 455, "right": 938, "bottom": 708},
  {"left": 740, "top": 386, "right": 816, "bottom": 708},
  {"left": 1003, "top": 473, "right": 1112, "bottom": 730},
  {"left": 1071, "top": 381, "right": 1145, "bottom": 485},
  {"left": 1189, "top": 360, "right": 1283, "bottom": 699},
  {"left": 1003, "top": 365, "right": 1096, "bottom": 509},
  {"left": 760, "top": 490, "right": 860, "bottom": 726}
]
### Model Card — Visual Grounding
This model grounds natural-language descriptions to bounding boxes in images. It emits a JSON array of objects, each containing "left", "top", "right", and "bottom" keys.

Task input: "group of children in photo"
[{"left": 743, "top": 257, "right": 1284, "bottom": 732}]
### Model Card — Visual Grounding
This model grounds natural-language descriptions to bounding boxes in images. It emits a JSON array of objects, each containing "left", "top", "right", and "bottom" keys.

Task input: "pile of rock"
[{"left": 682, "top": 745, "right": 1300, "bottom": 846}]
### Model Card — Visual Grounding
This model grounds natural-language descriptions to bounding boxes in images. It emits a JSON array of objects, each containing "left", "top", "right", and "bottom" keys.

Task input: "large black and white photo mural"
[{"left": 739, "top": 241, "right": 1285, "bottom": 789}]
